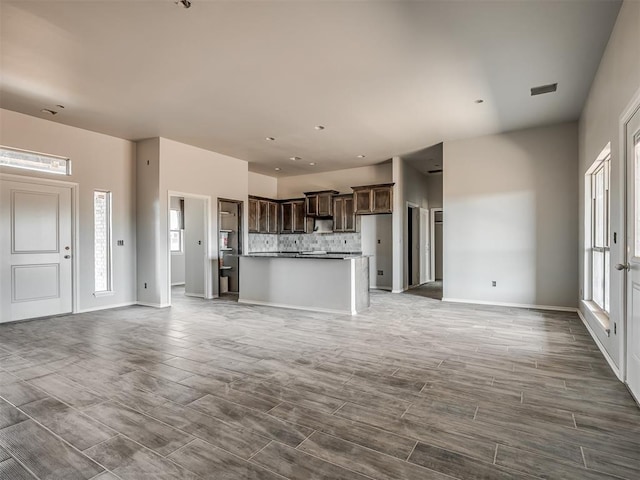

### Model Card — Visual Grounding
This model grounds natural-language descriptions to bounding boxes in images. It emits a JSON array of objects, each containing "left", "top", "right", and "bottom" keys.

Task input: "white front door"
[
  {"left": 626, "top": 106, "right": 640, "bottom": 401},
  {"left": 0, "top": 179, "right": 73, "bottom": 323}
]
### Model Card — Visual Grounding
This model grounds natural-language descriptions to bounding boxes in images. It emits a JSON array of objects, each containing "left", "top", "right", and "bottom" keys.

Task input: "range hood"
[{"left": 313, "top": 218, "right": 334, "bottom": 233}]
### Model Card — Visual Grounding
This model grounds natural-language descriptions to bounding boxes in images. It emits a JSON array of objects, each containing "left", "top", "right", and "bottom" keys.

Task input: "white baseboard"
[
  {"left": 171, "top": 282, "right": 185, "bottom": 286},
  {"left": 370, "top": 286, "right": 392, "bottom": 291},
  {"left": 184, "top": 292, "right": 204, "bottom": 298},
  {"left": 136, "top": 302, "right": 171, "bottom": 308},
  {"left": 576, "top": 309, "right": 621, "bottom": 380},
  {"left": 392, "top": 288, "right": 407, "bottom": 294},
  {"left": 76, "top": 301, "right": 137, "bottom": 313},
  {"left": 237, "top": 298, "right": 356, "bottom": 316},
  {"left": 442, "top": 297, "right": 578, "bottom": 312}
]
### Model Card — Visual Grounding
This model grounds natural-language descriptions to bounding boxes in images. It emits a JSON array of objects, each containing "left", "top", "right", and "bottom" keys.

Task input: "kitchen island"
[{"left": 238, "top": 253, "right": 369, "bottom": 315}]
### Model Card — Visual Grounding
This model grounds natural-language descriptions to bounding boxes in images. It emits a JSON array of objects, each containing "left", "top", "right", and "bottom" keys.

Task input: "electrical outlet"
[
  {"left": 492, "top": 281, "right": 496, "bottom": 287},
  {"left": 144, "top": 282, "right": 147, "bottom": 289},
  {"left": 377, "top": 239, "right": 381, "bottom": 244},
  {"left": 614, "top": 323, "right": 617, "bottom": 335},
  {"left": 117, "top": 240, "right": 124, "bottom": 246},
  {"left": 377, "top": 270, "right": 383, "bottom": 276}
]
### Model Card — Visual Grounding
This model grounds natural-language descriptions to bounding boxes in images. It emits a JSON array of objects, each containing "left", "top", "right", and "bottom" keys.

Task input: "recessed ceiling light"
[
  {"left": 289, "top": 156, "right": 301, "bottom": 161},
  {"left": 274, "top": 167, "right": 281, "bottom": 171},
  {"left": 475, "top": 99, "right": 484, "bottom": 104},
  {"left": 309, "top": 162, "right": 316, "bottom": 166},
  {"left": 314, "top": 125, "right": 325, "bottom": 130},
  {"left": 176, "top": 0, "right": 192, "bottom": 8},
  {"left": 40, "top": 108, "right": 57, "bottom": 115},
  {"left": 357, "top": 154, "right": 366, "bottom": 158},
  {"left": 265, "top": 137, "right": 275, "bottom": 141}
]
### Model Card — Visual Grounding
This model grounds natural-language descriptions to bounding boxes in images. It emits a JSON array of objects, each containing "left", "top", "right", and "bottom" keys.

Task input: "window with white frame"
[
  {"left": 0, "top": 146, "right": 71, "bottom": 175},
  {"left": 586, "top": 147, "right": 611, "bottom": 314},
  {"left": 170, "top": 204, "right": 184, "bottom": 253},
  {"left": 94, "top": 191, "right": 112, "bottom": 293}
]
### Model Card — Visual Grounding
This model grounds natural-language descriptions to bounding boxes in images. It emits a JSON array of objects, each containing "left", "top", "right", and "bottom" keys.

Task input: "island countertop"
[
  {"left": 242, "top": 251, "right": 366, "bottom": 260},
  {"left": 239, "top": 254, "right": 370, "bottom": 314}
]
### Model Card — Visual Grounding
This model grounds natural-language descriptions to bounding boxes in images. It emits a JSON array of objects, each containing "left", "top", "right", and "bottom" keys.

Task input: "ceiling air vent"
[{"left": 531, "top": 83, "right": 557, "bottom": 96}]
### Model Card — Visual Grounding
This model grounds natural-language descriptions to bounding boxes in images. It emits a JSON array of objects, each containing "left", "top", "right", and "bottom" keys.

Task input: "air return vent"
[{"left": 531, "top": 83, "right": 557, "bottom": 96}]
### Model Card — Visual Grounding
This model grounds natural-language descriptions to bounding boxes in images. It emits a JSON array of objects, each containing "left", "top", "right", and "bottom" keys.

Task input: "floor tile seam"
[
  {"left": 274, "top": 402, "right": 427, "bottom": 446},
  {"left": 316, "top": 430, "right": 462, "bottom": 480},
  {"left": 4, "top": 398, "right": 112, "bottom": 478},
  {"left": 81, "top": 398, "right": 199, "bottom": 448},
  {"left": 142, "top": 396, "right": 275, "bottom": 446},
  {"left": 279, "top": 435, "right": 380, "bottom": 480},
  {"left": 87, "top": 430, "right": 207, "bottom": 480},
  {"left": 0, "top": 448, "right": 41, "bottom": 480}
]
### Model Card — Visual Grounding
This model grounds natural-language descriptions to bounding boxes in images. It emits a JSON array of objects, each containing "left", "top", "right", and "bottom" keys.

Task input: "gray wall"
[
  {"left": 0, "top": 108, "right": 138, "bottom": 313},
  {"left": 443, "top": 122, "right": 579, "bottom": 309},
  {"left": 578, "top": 0, "right": 640, "bottom": 368},
  {"left": 361, "top": 215, "right": 393, "bottom": 289}
]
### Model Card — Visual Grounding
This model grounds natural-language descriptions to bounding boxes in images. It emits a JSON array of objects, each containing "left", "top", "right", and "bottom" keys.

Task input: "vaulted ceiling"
[{"left": 0, "top": 0, "right": 621, "bottom": 176}]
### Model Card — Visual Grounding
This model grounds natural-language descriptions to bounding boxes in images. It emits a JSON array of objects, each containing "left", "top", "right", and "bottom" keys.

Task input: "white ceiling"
[{"left": 0, "top": 0, "right": 621, "bottom": 177}]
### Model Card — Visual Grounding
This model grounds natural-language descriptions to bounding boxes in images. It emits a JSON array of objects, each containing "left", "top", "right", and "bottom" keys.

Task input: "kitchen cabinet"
[
  {"left": 304, "top": 190, "right": 339, "bottom": 217},
  {"left": 280, "top": 199, "right": 307, "bottom": 233},
  {"left": 249, "top": 196, "right": 279, "bottom": 234},
  {"left": 248, "top": 197, "right": 259, "bottom": 233},
  {"left": 352, "top": 183, "right": 394, "bottom": 214},
  {"left": 333, "top": 194, "right": 357, "bottom": 232}
]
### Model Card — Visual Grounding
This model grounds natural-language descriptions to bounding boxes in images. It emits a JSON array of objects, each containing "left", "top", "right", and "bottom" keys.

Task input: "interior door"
[
  {"left": 0, "top": 179, "right": 73, "bottom": 322},
  {"left": 626, "top": 106, "right": 640, "bottom": 401},
  {"left": 184, "top": 197, "right": 205, "bottom": 298}
]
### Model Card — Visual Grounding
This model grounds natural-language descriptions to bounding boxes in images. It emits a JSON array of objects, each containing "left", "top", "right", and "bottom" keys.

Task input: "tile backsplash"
[
  {"left": 247, "top": 233, "right": 279, "bottom": 253},
  {"left": 248, "top": 232, "right": 361, "bottom": 253}
]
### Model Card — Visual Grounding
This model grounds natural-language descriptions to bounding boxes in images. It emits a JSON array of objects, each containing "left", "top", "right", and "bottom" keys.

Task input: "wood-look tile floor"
[{"left": 1, "top": 287, "right": 639, "bottom": 480}]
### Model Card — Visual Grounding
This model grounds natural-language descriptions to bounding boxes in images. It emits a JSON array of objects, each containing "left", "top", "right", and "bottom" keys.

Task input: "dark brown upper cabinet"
[
  {"left": 280, "top": 199, "right": 307, "bottom": 233},
  {"left": 352, "top": 183, "right": 395, "bottom": 215},
  {"left": 333, "top": 194, "right": 357, "bottom": 232},
  {"left": 249, "top": 195, "right": 279, "bottom": 234},
  {"left": 248, "top": 197, "right": 259, "bottom": 233},
  {"left": 304, "top": 190, "right": 339, "bottom": 217}
]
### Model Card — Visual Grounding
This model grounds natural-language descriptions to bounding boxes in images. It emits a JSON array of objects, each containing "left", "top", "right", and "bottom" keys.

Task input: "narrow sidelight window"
[{"left": 94, "top": 190, "right": 112, "bottom": 292}]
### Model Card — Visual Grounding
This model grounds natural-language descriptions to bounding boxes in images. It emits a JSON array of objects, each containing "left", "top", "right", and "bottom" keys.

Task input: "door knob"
[
  {"left": 64, "top": 255, "right": 71, "bottom": 259},
  {"left": 615, "top": 263, "right": 630, "bottom": 271}
]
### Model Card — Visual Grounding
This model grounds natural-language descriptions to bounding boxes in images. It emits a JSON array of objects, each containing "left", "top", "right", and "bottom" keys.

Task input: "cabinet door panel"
[
  {"left": 306, "top": 196, "right": 317, "bottom": 216},
  {"left": 268, "top": 202, "right": 279, "bottom": 234},
  {"left": 344, "top": 197, "right": 355, "bottom": 231},
  {"left": 293, "top": 201, "right": 306, "bottom": 233},
  {"left": 281, "top": 203, "right": 293, "bottom": 232},
  {"left": 372, "top": 187, "right": 392, "bottom": 213},
  {"left": 355, "top": 190, "right": 371, "bottom": 214},
  {"left": 333, "top": 198, "right": 344, "bottom": 232},
  {"left": 248, "top": 198, "right": 259, "bottom": 233},
  {"left": 259, "top": 201, "right": 269, "bottom": 233},
  {"left": 318, "top": 194, "right": 332, "bottom": 216}
]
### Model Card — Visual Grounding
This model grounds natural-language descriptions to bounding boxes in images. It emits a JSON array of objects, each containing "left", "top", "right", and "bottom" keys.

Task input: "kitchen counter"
[
  {"left": 242, "top": 251, "right": 365, "bottom": 260},
  {"left": 238, "top": 254, "right": 369, "bottom": 315}
]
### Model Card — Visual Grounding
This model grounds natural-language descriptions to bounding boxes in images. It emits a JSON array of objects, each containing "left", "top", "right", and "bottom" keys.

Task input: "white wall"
[
  {"left": 427, "top": 174, "right": 443, "bottom": 209},
  {"left": 443, "top": 122, "right": 579, "bottom": 309},
  {"left": 159, "top": 138, "right": 249, "bottom": 302},
  {"left": 249, "top": 172, "right": 278, "bottom": 198},
  {"left": 0, "top": 108, "right": 137, "bottom": 312},
  {"left": 578, "top": 0, "right": 640, "bottom": 369},
  {"left": 392, "top": 157, "right": 430, "bottom": 291},
  {"left": 277, "top": 163, "right": 392, "bottom": 198},
  {"left": 361, "top": 215, "right": 392, "bottom": 289}
]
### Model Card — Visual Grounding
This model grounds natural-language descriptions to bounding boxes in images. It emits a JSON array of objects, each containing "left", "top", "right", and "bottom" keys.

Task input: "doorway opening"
[
  {"left": 218, "top": 198, "right": 243, "bottom": 301},
  {"left": 168, "top": 193, "right": 210, "bottom": 305}
]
